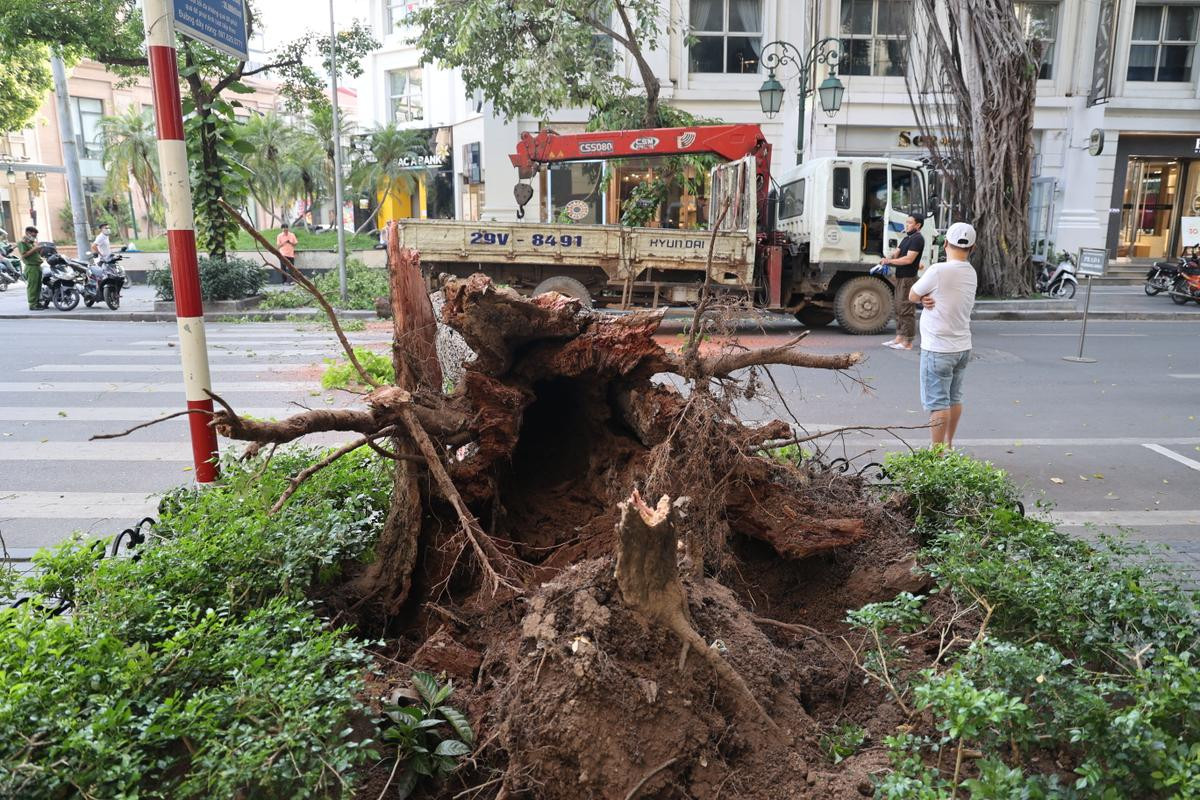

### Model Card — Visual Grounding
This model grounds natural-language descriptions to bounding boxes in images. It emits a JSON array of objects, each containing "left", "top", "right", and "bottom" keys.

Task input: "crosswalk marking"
[
  {"left": 1142, "top": 443, "right": 1200, "bottom": 472},
  {"left": 1169, "top": 374, "right": 1200, "bottom": 379},
  {"left": 0, "top": 381, "right": 316, "bottom": 393},
  {"left": 24, "top": 363, "right": 316, "bottom": 373},
  {"left": 0, "top": 491, "right": 160, "bottom": 519},
  {"left": 0, "top": 435, "right": 357, "bottom": 462},
  {"left": 83, "top": 349, "right": 352, "bottom": 357},
  {"left": 132, "top": 338, "right": 390, "bottom": 347},
  {"left": 0, "top": 407, "right": 290, "bottom": 421}
]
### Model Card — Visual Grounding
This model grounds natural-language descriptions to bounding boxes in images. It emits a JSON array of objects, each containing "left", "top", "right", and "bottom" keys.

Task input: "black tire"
[
  {"left": 795, "top": 306, "right": 835, "bottom": 328},
  {"left": 84, "top": 296, "right": 95, "bottom": 307},
  {"left": 53, "top": 286, "right": 79, "bottom": 312},
  {"left": 1051, "top": 279, "right": 1076, "bottom": 300},
  {"left": 532, "top": 276, "right": 593, "bottom": 309},
  {"left": 1144, "top": 281, "right": 1162, "bottom": 296},
  {"left": 833, "top": 276, "right": 892, "bottom": 335},
  {"left": 104, "top": 285, "right": 120, "bottom": 310},
  {"left": 1171, "top": 280, "right": 1191, "bottom": 305}
]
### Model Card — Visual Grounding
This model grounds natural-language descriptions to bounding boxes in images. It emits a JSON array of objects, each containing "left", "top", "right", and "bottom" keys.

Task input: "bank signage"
[{"left": 172, "top": 0, "right": 249, "bottom": 61}]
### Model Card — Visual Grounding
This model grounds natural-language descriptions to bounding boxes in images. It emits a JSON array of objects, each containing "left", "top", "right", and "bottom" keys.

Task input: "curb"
[
  {"left": 0, "top": 309, "right": 380, "bottom": 323},
  {"left": 971, "top": 310, "right": 1199, "bottom": 321}
]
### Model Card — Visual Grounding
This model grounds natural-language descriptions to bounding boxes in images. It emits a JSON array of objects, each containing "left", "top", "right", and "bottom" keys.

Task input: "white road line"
[
  {"left": 0, "top": 435, "right": 359, "bottom": 461},
  {"left": 1042, "top": 510, "right": 1200, "bottom": 527},
  {"left": 998, "top": 333, "right": 1147, "bottom": 337},
  {"left": 1169, "top": 374, "right": 1200, "bottom": 379},
  {"left": 0, "top": 491, "right": 159, "bottom": 519},
  {"left": 24, "top": 363, "right": 316, "bottom": 373},
  {"left": 819, "top": 434, "right": 1200, "bottom": 447},
  {"left": 0, "top": 407, "right": 290, "bottom": 421},
  {"left": 0, "top": 382, "right": 316, "bottom": 393},
  {"left": 1142, "top": 443, "right": 1200, "bottom": 472},
  {"left": 83, "top": 349, "right": 346, "bottom": 357},
  {"left": 132, "top": 339, "right": 389, "bottom": 347}
]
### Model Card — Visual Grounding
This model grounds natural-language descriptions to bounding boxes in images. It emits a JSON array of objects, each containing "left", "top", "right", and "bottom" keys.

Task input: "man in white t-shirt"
[
  {"left": 908, "top": 221, "right": 978, "bottom": 448},
  {"left": 90, "top": 223, "right": 112, "bottom": 260}
]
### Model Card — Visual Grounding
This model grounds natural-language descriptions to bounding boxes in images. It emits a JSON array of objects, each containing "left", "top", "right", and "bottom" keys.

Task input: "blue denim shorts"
[{"left": 920, "top": 349, "right": 971, "bottom": 411}]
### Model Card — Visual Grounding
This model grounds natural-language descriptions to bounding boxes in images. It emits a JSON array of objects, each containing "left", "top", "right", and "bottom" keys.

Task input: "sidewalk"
[{"left": 0, "top": 279, "right": 1195, "bottom": 324}]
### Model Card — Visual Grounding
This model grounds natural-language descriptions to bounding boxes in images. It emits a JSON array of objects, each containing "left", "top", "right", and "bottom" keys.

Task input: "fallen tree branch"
[
  {"left": 755, "top": 422, "right": 933, "bottom": 451},
  {"left": 89, "top": 408, "right": 213, "bottom": 441},
  {"left": 218, "top": 198, "right": 380, "bottom": 390},
  {"left": 270, "top": 426, "right": 408, "bottom": 514},
  {"left": 623, "top": 756, "right": 678, "bottom": 800}
]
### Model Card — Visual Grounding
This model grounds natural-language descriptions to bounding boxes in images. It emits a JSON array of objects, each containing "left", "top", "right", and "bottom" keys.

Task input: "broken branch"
[
  {"left": 218, "top": 198, "right": 380, "bottom": 390},
  {"left": 90, "top": 409, "right": 213, "bottom": 441},
  {"left": 270, "top": 426, "right": 406, "bottom": 514}
]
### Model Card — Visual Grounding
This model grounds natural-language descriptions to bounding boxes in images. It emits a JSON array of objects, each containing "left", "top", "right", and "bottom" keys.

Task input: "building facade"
[
  {"left": 0, "top": 59, "right": 284, "bottom": 248},
  {"left": 356, "top": 0, "right": 1200, "bottom": 261}
]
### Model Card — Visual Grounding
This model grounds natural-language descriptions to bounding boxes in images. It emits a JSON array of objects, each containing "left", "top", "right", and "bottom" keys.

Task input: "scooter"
[
  {"left": 82, "top": 251, "right": 127, "bottom": 310},
  {"left": 1168, "top": 261, "right": 1200, "bottom": 305},
  {"left": 1035, "top": 254, "right": 1078, "bottom": 299},
  {"left": 37, "top": 243, "right": 87, "bottom": 311},
  {"left": 0, "top": 243, "right": 21, "bottom": 291},
  {"left": 1145, "top": 259, "right": 1182, "bottom": 296}
]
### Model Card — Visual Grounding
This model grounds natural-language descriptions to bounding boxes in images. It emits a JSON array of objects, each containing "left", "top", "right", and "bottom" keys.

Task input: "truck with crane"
[{"left": 393, "top": 123, "right": 937, "bottom": 334}]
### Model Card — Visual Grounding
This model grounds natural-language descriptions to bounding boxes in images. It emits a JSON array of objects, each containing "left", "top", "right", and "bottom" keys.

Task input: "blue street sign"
[{"left": 172, "top": 0, "right": 249, "bottom": 61}]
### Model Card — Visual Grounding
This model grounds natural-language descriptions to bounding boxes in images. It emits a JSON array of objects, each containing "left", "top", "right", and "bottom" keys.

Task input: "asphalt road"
[{"left": 1, "top": 315, "right": 1197, "bottom": 583}]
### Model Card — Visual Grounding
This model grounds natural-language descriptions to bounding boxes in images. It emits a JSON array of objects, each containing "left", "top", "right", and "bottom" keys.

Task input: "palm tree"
[
  {"left": 239, "top": 112, "right": 296, "bottom": 226},
  {"left": 348, "top": 124, "right": 431, "bottom": 233},
  {"left": 309, "top": 101, "right": 354, "bottom": 226},
  {"left": 98, "top": 106, "right": 161, "bottom": 238},
  {"left": 280, "top": 129, "right": 328, "bottom": 227}
]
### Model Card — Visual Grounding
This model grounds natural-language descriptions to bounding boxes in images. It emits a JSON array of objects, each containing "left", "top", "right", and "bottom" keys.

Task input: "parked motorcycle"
[
  {"left": 1168, "top": 261, "right": 1200, "bottom": 305},
  {"left": 1035, "top": 254, "right": 1078, "bottom": 299},
  {"left": 82, "top": 252, "right": 127, "bottom": 310},
  {"left": 37, "top": 243, "right": 87, "bottom": 311},
  {"left": 0, "top": 243, "right": 21, "bottom": 291},
  {"left": 1145, "top": 259, "right": 1183, "bottom": 296}
]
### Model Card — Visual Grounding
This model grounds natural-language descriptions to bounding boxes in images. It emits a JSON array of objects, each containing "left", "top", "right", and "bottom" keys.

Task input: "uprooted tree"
[
  {"left": 153, "top": 209, "right": 949, "bottom": 796},
  {"left": 905, "top": 0, "right": 1039, "bottom": 297}
]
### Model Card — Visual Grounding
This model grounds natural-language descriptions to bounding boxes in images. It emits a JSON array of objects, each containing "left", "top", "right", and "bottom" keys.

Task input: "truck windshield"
[{"left": 779, "top": 179, "right": 805, "bottom": 219}]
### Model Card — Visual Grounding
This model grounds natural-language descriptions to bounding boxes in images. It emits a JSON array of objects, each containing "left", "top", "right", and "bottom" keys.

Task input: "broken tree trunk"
[{"left": 615, "top": 490, "right": 781, "bottom": 733}]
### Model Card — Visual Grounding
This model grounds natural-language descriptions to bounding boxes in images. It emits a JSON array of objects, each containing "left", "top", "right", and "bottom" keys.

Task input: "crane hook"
[{"left": 514, "top": 182, "right": 533, "bottom": 220}]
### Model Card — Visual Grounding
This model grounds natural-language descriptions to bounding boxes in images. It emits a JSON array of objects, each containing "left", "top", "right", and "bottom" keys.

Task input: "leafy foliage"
[
  {"left": 381, "top": 672, "right": 476, "bottom": 798},
  {"left": 409, "top": 0, "right": 665, "bottom": 123},
  {"left": 0, "top": 42, "right": 50, "bottom": 134},
  {"left": 322, "top": 347, "right": 395, "bottom": 389},
  {"left": 148, "top": 256, "right": 267, "bottom": 302},
  {"left": 870, "top": 451, "right": 1200, "bottom": 798},
  {"left": 264, "top": 259, "right": 389, "bottom": 311},
  {"left": 820, "top": 722, "right": 867, "bottom": 764},
  {"left": 0, "top": 448, "right": 392, "bottom": 798}
]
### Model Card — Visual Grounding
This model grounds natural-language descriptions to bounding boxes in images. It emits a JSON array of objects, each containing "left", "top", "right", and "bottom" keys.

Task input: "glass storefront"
[{"left": 1109, "top": 136, "right": 1200, "bottom": 260}]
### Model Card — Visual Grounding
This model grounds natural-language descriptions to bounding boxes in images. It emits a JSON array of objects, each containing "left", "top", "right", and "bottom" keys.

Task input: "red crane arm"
[{"left": 509, "top": 124, "right": 772, "bottom": 225}]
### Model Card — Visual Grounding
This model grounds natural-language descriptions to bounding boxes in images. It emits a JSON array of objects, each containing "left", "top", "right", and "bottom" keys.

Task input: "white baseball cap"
[{"left": 946, "top": 222, "right": 977, "bottom": 248}]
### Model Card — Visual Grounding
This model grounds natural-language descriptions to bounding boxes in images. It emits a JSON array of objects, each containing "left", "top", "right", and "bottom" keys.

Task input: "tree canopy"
[
  {"left": 408, "top": 0, "right": 668, "bottom": 125},
  {"left": 0, "top": 43, "right": 51, "bottom": 134}
]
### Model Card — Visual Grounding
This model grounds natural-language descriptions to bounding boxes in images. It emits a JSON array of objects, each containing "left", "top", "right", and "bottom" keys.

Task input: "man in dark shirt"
[{"left": 878, "top": 213, "right": 926, "bottom": 350}]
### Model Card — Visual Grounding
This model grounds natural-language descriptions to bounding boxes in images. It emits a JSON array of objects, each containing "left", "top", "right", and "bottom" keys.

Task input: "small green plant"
[
  {"left": 321, "top": 347, "right": 394, "bottom": 389},
  {"left": 820, "top": 722, "right": 867, "bottom": 764},
  {"left": 381, "top": 672, "right": 475, "bottom": 798},
  {"left": 314, "top": 259, "right": 389, "bottom": 310},
  {"left": 766, "top": 443, "right": 812, "bottom": 465}
]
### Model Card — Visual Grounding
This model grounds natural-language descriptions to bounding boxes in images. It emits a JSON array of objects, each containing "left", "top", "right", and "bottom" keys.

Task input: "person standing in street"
[
  {"left": 872, "top": 213, "right": 926, "bottom": 350},
  {"left": 20, "top": 226, "right": 44, "bottom": 311},
  {"left": 275, "top": 223, "right": 298, "bottom": 283},
  {"left": 908, "top": 221, "right": 978, "bottom": 448},
  {"left": 90, "top": 222, "right": 112, "bottom": 261}
]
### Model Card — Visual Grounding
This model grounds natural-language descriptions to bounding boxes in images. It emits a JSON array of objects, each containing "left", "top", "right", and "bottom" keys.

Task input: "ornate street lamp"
[
  {"left": 5, "top": 167, "right": 14, "bottom": 185},
  {"left": 757, "top": 38, "right": 846, "bottom": 163}
]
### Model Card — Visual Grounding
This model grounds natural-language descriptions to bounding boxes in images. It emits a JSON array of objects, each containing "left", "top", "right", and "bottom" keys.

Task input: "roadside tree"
[{"left": 98, "top": 106, "right": 162, "bottom": 237}]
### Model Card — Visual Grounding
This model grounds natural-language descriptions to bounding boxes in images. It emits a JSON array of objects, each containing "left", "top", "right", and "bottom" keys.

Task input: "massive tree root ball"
[{"left": 208, "top": 221, "right": 923, "bottom": 798}]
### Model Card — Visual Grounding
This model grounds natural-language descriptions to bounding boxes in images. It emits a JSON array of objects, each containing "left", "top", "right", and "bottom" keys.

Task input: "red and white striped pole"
[{"left": 144, "top": 0, "right": 220, "bottom": 483}]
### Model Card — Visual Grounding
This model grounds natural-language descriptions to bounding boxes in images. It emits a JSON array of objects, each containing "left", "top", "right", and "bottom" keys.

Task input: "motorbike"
[
  {"left": 37, "top": 243, "right": 87, "bottom": 311},
  {"left": 1168, "top": 260, "right": 1200, "bottom": 305},
  {"left": 82, "top": 251, "right": 127, "bottom": 310},
  {"left": 0, "top": 243, "right": 21, "bottom": 291},
  {"left": 1035, "top": 253, "right": 1078, "bottom": 299},
  {"left": 1144, "top": 259, "right": 1182, "bottom": 296}
]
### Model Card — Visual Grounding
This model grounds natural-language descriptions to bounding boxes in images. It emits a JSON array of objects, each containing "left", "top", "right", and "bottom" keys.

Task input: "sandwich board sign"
[
  {"left": 172, "top": 0, "right": 249, "bottom": 61},
  {"left": 1076, "top": 247, "right": 1107, "bottom": 277}
]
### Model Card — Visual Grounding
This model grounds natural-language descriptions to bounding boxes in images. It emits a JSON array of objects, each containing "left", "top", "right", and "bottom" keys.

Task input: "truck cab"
[{"left": 773, "top": 157, "right": 938, "bottom": 334}]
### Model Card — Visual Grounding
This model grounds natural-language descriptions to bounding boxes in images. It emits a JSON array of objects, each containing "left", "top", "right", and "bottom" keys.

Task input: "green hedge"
[
  {"left": 148, "top": 256, "right": 268, "bottom": 302},
  {"left": 0, "top": 449, "right": 391, "bottom": 798},
  {"left": 870, "top": 450, "right": 1200, "bottom": 799}
]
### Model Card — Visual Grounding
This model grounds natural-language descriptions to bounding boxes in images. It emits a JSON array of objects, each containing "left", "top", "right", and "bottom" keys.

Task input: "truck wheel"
[
  {"left": 533, "top": 276, "right": 593, "bottom": 309},
  {"left": 833, "top": 276, "right": 892, "bottom": 335},
  {"left": 795, "top": 306, "right": 835, "bottom": 328}
]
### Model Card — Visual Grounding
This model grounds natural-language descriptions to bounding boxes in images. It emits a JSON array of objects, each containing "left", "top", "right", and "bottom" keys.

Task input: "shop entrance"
[{"left": 1118, "top": 157, "right": 1198, "bottom": 259}]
